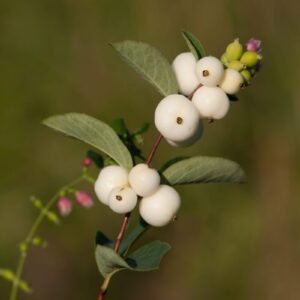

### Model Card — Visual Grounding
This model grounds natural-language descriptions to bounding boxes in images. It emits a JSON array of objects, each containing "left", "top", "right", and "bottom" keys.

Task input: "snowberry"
[
  {"left": 192, "top": 86, "right": 230, "bottom": 120},
  {"left": 219, "top": 68, "right": 244, "bottom": 95},
  {"left": 166, "top": 119, "right": 204, "bottom": 147},
  {"left": 139, "top": 185, "right": 181, "bottom": 227},
  {"left": 94, "top": 165, "right": 128, "bottom": 205},
  {"left": 240, "top": 51, "right": 261, "bottom": 67},
  {"left": 129, "top": 164, "right": 160, "bottom": 197},
  {"left": 172, "top": 52, "right": 200, "bottom": 96},
  {"left": 155, "top": 94, "right": 201, "bottom": 143},
  {"left": 195, "top": 56, "right": 224, "bottom": 86},
  {"left": 225, "top": 39, "right": 243, "bottom": 62},
  {"left": 108, "top": 186, "right": 137, "bottom": 214}
]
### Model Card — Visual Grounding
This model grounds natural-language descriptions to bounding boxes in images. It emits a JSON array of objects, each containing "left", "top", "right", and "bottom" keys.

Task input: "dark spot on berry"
[
  {"left": 116, "top": 195, "right": 122, "bottom": 201},
  {"left": 203, "top": 70, "right": 210, "bottom": 77},
  {"left": 176, "top": 117, "right": 183, "bottom": 124}
]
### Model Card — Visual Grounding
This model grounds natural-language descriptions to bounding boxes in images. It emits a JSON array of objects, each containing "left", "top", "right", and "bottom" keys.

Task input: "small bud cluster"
[
  {"left": 154, "top": 38, "right": 262, "bottom": 148},
  {"left": 94, "top": 164, "right": 181, "bottom": 226},
  {"left": 221, "top": 38, "right": 262, "bottom": 85}
]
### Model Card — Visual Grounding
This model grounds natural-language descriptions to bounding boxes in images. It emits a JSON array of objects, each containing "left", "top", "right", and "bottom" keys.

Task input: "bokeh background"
[{"left": 1, "top": 0, "right": 300, "bottom": 299}]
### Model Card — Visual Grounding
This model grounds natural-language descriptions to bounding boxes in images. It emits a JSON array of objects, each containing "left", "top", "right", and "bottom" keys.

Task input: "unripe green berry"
[
  {"left": 220, "top": 53, "right": 228, "bottom": 65},
  {"left": 227, "top": 60, "right": 245, "bottom": 71},
  {"left": 240, "top": 69, "right": 251, "bottom": 83},
  {"left": 240, "top": 51, "right": 261, "bottom": 67},
  {"left": 225, "top": 39, "right": 243, "bottom": 62}
]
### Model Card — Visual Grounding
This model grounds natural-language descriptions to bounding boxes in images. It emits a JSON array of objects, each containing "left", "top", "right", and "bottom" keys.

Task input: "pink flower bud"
[
  {"left": 57, "top": 197, "right": 72, "bottom": 216},
  {"left": 75, "top": 191, "right": 94, "bottom": 208},
  {"left": 82, "top": 157, "right": 93, "bottom": 167},
  {"left": 245, "top": 38, "right": 262, "bottom": 53}
]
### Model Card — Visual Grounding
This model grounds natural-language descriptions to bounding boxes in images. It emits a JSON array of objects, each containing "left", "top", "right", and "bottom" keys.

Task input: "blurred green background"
[{"left": 1, "top": 0, "right": 300, "bottom": 299}]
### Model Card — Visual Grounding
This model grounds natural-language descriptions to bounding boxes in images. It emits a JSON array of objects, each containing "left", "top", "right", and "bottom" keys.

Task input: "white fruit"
[
  {"left": 192, "top": 86, "right": 230, "bottom": 120},
  {"left": 108, "top": 186, "right": 137, "bottom": 214},
  {"left": 195, "top": 56, "right": 224, "bottom": 86},
  {"left": 94, "top": 166, "right": 128, "bottom": 205},
  {"left": 155, "top": 94, "right": 200, "bottom": 142},
  {"left": 129, "top": 164, "right": 160, "bottom": 197},
  {"left": 219, "top": 68, "right": 243, "bottom": 94},
  {"left": 139, "top": 185, "right": 181, "bottom": 227},
  {"left": 172, "top": 52, "right": 200, "bottom": 96},
  {"left": 166, "top": 119, "right": 204, "bottom": 147}
]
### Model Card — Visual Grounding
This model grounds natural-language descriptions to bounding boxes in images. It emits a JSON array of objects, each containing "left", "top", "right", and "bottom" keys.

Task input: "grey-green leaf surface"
[
  {"left": 43, "top": 113, "right": 133, "bottom": 170},
  {"left": 112, "top": 40, "right": 179, "bottom": 96},
  {"left": 95, "top": 240, "right": 171, "bottom": 279},
  {"left": 162, "top": 156, "right": 246, "bottom": 185},
  {"left": 95, "top": 244, "right": 130, "bottom": 278},
  {"left": 182, "top": 30, "right": 206, "bottom": 59},
  {"left": 126, "top": 241, "right": 171, "bottom": 271}
]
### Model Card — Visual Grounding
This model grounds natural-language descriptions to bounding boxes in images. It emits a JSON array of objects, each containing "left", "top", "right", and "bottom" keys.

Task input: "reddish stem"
[
  {"left": 98, "top": 289, "right": 105, "bottom": 300},
  {"left": 114, "top": 212, "right": 131, "bottom": 253},
  {"left": 146, "top": 134, "right": 163, "bottom": 166}
]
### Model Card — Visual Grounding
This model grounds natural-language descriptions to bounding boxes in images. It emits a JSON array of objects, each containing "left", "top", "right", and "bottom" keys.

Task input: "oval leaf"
[
  {"left": 182, "top": 30, "right": 206, "bottom": 59},
  {"left": 95, "top": 245, "right": 130, "bottom": 278},
  {"left": 43, "top": 113, "right": 133, "bottom": 170},
  {"left": 162, "top": 156, "right": 246, "bottom": 185},
  {"left": 126, "top": 241, "right": 171, "bottom": 271},
  {"left": 112, "top": 40, "right": 178, "bottom": 96}
]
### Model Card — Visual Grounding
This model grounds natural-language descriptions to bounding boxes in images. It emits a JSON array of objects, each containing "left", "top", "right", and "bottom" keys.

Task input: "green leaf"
[
  {"left": 0, "top": 269, "right": 14, "bottom": 281},
  {"left": 87, "top": 150, "right": 104, "bottom": 168},
  {"left": 133, "top": 122, "right": 150, "bottom": 135},
  {"left": 43, "top": 113, "right": 133, "bottom": 170},
  {"left": 95, "top": 230, "right": 114, "bottom": 248},
  {"left": 162, "top": 156, "right": 246, "bottom": 185},
  {"left": 126, "top": 241, "right": 171, "bottom": 271},
  {"left": 111, "top": 118, "right": 127, "bottom": 138},
  {"left": 112, "top": 40, "right": 178, "bottom": 96},
  {"left": 182, "top": 30, "right": 206, "bottom": 59},
  {"left": 119, "top": 218, "right": 149, "bottom": 256},
  {"left": 95, "top": 240, "right": 171, "bottom": 278},
  {"left": 46, "top": 211, "right": 60, "bottom": 224},
  {"left": 95, "top": 244, "right": 129, "bottom": 278}
]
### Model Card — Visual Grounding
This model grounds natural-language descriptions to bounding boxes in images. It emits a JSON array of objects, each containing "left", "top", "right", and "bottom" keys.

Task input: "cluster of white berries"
[
  {"left": 155, "top": 46, "right": 253, "bottom": 147},
  {"left": 94, "top": 164, "right": 181, "bottom": 227}
]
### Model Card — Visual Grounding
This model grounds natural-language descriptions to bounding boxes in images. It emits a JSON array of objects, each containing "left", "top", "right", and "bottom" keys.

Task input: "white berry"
[
  {"left": 94, "top": 166, "right": 128, "bottom": 205},
  {"left": 129, "top": 164, "right": 160, "bottom": 197},
  {"left": 195, "top": 56, "right": 224, "bottom": 86},
  {"left": 192, "top": 86, "right": 230, "bottom": 120},
  {"left": 166, "top": 119, "right": 204, "bottom": 147},
  {"left": 139, "top": 185, "right": 181, "bottom": 227},
  {"left": 108, "top": 186, "right": 137, "bottom": 214},
  {"left": 172, "top": 52, "right": 200, "bottom": 96},
  {"left": 219, "top": 68, "right": 244, "bottom": 94},
  {"left": 155, "top": 94, "right": 200, "bottom": 143}
]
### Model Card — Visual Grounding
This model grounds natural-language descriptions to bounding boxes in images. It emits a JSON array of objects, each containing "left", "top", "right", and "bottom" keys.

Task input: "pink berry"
[
  {"left": 57, "top": 197, "right": 73, "bottom": 216},
  {"left": 75, "top": 191, "right": 94, "bottom": 208}
]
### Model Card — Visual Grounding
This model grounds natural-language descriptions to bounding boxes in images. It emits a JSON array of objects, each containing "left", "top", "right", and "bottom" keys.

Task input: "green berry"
[
  {"left": 227, "top": 60, "right": 245, "bottom": 71},
  {"left": 225, "top": 39, "right": 243, "bottom": 62},
  {"left": 240, "top": 69, "right": 251, "bottom": 83},
  {"left": 221, "top": 53, "right": 228, "bottom": 65},
  {"left": 240, "top": 51, "right": 261, "bottom": 67}
]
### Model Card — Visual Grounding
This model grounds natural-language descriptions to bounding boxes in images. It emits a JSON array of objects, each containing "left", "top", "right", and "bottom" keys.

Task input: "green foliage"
[
  {"left": 126, "top": 241, "right": 171, "bottom": 271},
  {"left": 43, "top": 113, "right": 133, "bottom": 170},
  {"left": 181, "top": 30, "right": 206, "bottom": 59},
  {"left": 111, "top": 118, "right": 148, "bottom": 161},
  {"left": 46, "top": 211, "right": 60, "bottom": 224},
  {"left": 0, "top": 269, "right": 32, "bottom": 294},
  {"left": 95, "top": 241, "right": 171, "bottom": 279},
  {"left": 119, "top": 218, "right": 149, "bottom": 256},
  {"left": 162, "top": 156, "right": 246, "bottom": 185},
  {"left": 86, "top": 150, "right": 104, "bottom": 168},
  {"left": 112, "top": 40, "right": 179, "bottom": 96}
]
